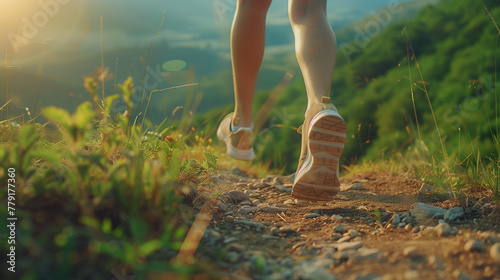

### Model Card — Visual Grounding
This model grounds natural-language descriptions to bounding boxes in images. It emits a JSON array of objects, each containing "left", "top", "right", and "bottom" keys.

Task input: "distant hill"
[{"left": 199, "top": 0, "right": 500, "bottom": 173}]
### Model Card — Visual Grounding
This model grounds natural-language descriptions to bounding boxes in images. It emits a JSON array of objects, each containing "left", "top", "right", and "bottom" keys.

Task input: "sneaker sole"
[{"left": 291, "top": 111, "right": 347, "bottom": 201}]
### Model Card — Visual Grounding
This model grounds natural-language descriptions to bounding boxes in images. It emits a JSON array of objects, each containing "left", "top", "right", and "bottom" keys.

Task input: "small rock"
[
  {"left": 402, "top": 216, "right": 412, "bottom": 224},
  {"left": 336, "top": 241, "right": 364, "bottom": 252},
  {"left": 279, "top": 226, "right": 298, "bottom": 236},
  {"left": 278, "top": 185, "right": 292, "bottom": 194},
  {"left": 411, "top": 202, "right": 447, "bottom": 221},
  {"left": 434, "top": 222, "right": 451, "bottom": 237},
  {"left": 258, "top": 206, "right": 288, "bottom": 213},
  {"left": 294, "top": 259, "right": 338, "bottom": 280},
  {"left": 270, "top": 227, "right": 281, "bottom": 237},
  {"left": 284, "top": 199, "right": 295, "bottom": 205},
  {"left": 410, "top": 227, "right": 420, "bottom": 234},
  {"left": 398, "top": 222, "right": 406, "bottom": 228},
  {"left": 305, "top": 213, "right": 321, "bottom": 219},
  {"left": 354, "top": 248, "right": 382, "bottom": 261},
  {"left": 332, "top": 234, "right": 342, "bottom": 241},
  {"left": 272, "top": 177, "right": 283, "bottom": 185},
  {"left": 418, "top": 183, "right": 433, "bottom": 195},
  {"left": 340, "top": 184, "right": 363, "bottom": 191},
  {"left": 334, "top": 224, "right": 348, "bottom": 233},
  {"left": 392, "top": 214, "right": 401, "bottom": 225},
  {"left": 235, "top": 219, "right": 264, "bottom": 230},
  {"left": 331, "top": 215, "right": 344, "bottom": 221},
  {"left": 217, "top": 202, "right": 229, "bottom": 211},
  {"left": 239, "top": 200, "right": 252, "bottom": 206},
  {"left": 337, "top": 236, "right": 352, "bottom": 243},
  {"left": 229, "top": 190, "right": 250, "bottom": 202},
  {"left": 478, "top": 232, "right": 500, "bottom": 243},
  {"left": 253, "top": 182, "right": 271, "bottom": 189},
  {"left": 238, "top": 206, "right": 255, "bottom": 214},
  {"left": 348, "top": 229, "right": 359, "bottom": 237},
  {"left": 444, "top": 207, "right": 465, "bottom": 222},
  {"left": 464, "top": 238, "right": 483, "bottom": 252},
  {"left": 404, "top": 224, "right": 412, "bottom": 232},
  {"left": 403, "top": 246, "right": 419, "bottom": 258},
  {"left": 489, "top": 243, "right": 500, "bottom": 263}
]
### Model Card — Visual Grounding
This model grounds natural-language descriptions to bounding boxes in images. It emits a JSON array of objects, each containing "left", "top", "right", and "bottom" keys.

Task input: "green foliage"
[{"left": 0, "top": 76, "right": 219, "bottom": 279}]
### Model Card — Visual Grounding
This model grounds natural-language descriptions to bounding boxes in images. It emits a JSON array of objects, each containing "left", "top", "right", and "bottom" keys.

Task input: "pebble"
[
  {"left": 402, "top": 216, "right": 412, "bottom": 224},
  {"left": 331, "top": 215, "right": 344, "bottom": 221},
  {"left": 478, "top": 232, "right": 500, "bottom": 243},
  {"left": 294, "top": 259, "right": 339, "bottom": 280},
  {"left": 392, "top": 214, "right": 401, "bottom": 225},
  {"left": 464, "top": 238, "right": 483, "bottom": 252},
  {"left": 340, "top": 184, "right": 363, "bottom": 191},
  {"left": 337, "top": 236, "right": 352, "bottom": 243},
  {"left": 279, "top": 226, "right": 298, "bottom": 236},
  {"left": 258, "top": 206, "right": 288, "bottom": 213},
  {"left": 238, "top": 206, "right": 256, "bottom": 215},
  {"left": 278, "top": 186, "right": 292, "bottom": 194},
  {"left": 217, "top": 202, "right": 229, "bottom": 211},
  {"left": 411, "top": 202, "right": 447, "bottom": 221},
  {"left": 336, "top": 241, "right": 364, "bottom": 252},
  {"left": 347, "top": 229, "right": 359, "bottom": 237},
  {"left": 404, "top": 224, "right": 412, "bottom": 232},
  {"left": 489, "top": 243, "right": 500, "bottom": 263},
  {"left": 229, "top": 190, "right": 250, "bottom": 202},
  {"left": 270, "top": 227, "right": 281, "bottom": 237},
  {"left": 434, "top": 222, "right": 451, "bottom": 237},
  {"left": 354, "top": 248, "right": 382, "bottom": 261},
  {"left": 235, "top": 219, "right": 264, "bottom": 230},
  {"left": 239, "top": 200, "right": 252, "bottom": 206},
  {"left": 284, "top": 199, "right": 295, "bottom": 205},
  {"left": 403, "top": 246, "right": 419, "bottom": 258},
  {"left": 334, "top": 224, "right": 348, "bottom": 233},
  {"left": 444, "top": 207, "right": 465, "bottom": 222},
  {"left": 305, "top": 213, "right": 321, "bottom": 219},
  {"left": 398, "top": 222, "right": 406, "bottom": 228},
  {"left": 272, "top": 177, "right": 283, "bottom": 185}
]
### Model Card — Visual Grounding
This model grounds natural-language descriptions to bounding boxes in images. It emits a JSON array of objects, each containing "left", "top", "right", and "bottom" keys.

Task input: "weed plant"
[{"left": 0, "top": 75, "right": 220, "bottom": 279}]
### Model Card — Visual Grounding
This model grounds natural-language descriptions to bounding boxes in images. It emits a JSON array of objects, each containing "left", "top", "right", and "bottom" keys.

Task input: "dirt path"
[{"left": 193, "top": 170, "right": 500, "bottom": 280}]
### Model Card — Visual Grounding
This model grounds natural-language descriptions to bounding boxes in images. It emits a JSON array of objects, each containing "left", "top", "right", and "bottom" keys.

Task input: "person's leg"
[
  {"left": 231, "top": 0, "right": 272, "bottom": 128},
  {"left": 289, "top": 0, "right": 336, "bottom": 109},
  {"left": 289, "top": 0, "right": 347, "bottom": 201}
]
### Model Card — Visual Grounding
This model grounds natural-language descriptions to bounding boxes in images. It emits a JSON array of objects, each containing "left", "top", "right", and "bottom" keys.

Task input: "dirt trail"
[{"left": 193, "top": 170, "right": 500, "bottom": 280}]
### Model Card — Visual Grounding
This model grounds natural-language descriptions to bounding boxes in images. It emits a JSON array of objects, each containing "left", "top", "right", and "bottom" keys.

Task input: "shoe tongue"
[{"left": 321, "top": 96, "right": 330, "bottom": 104}]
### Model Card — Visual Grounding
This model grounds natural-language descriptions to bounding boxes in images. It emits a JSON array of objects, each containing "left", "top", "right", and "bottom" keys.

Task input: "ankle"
[{"left": 232, "top": 113, "right": 253, "bottom": 128}]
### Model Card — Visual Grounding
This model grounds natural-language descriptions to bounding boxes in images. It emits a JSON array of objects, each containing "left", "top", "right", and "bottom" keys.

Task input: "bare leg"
[
  {"left": 289, "top": 0, "right": 336, "bottom": 110},
  {"left": 231, "top": 0, "right": 272, "bottom": 128}
]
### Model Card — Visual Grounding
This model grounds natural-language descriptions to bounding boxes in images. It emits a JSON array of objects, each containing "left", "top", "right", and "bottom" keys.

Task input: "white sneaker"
[
  {"left": 217, "top": 113, "right": 255, "bottom": 161},
  {"left": 291, "top": 96, "right": 347, "bottom": 201}
]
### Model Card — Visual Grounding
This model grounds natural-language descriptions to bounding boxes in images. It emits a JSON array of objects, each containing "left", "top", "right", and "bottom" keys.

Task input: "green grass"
[{"left": 0, "top": 75, "right": 234, "bottom": 279}]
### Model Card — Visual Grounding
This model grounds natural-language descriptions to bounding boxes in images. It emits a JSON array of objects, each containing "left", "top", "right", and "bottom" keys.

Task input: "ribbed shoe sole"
[{"left": 291, "top": 112, "right": 347, "bottom": 201}]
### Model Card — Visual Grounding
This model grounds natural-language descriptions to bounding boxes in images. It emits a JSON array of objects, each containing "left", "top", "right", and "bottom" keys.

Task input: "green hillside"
[{"left": 200, "top": 0, "right": 500, "bottom": 173}]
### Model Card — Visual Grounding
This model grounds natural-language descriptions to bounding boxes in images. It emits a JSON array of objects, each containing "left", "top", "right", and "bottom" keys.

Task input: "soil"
[{"left": 184, "top": 169, "right": 500, "bottom": 280}]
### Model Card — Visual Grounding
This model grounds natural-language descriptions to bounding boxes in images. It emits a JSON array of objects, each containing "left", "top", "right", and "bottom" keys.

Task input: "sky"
[{"left": 0, "top": 0, "right": 405, "bottom": 66}]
